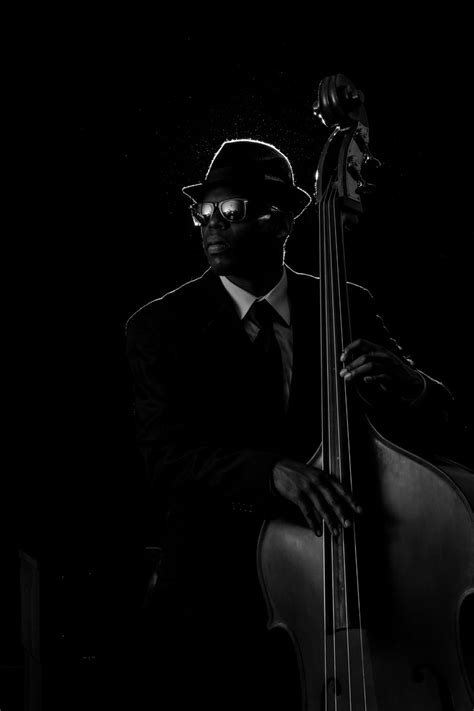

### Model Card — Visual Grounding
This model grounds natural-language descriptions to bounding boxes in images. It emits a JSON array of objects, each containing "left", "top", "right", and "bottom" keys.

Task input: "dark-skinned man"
[{"left": 125, "top": 139, "right": 454, "bottom": 709}]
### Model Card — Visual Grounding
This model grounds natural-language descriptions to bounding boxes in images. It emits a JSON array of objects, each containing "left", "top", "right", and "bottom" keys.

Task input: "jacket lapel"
[{"left": 197, "top": 268, "right": 255, "bottom": 359}]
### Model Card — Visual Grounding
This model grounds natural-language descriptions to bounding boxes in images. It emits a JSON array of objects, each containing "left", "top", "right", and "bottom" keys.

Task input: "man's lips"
[{"left": 206, "top": 240, "right": 230, "bottom": 254}]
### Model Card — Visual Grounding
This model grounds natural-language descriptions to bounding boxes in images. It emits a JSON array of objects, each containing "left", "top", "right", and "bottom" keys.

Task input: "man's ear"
[
  {"left": 257, "top": 211, "right": 294, "bottom": 240},
  {"left": 275, "top": 211, "right": 295, "bottom": 241}
]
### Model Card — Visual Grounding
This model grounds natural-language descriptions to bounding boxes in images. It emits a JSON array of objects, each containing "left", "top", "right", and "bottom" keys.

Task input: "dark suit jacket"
[{"left": 125, "top": 265, "right": 453, "bottom": 601}]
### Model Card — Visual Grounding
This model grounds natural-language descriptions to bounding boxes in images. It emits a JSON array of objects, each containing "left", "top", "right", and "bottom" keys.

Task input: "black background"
[{"left": 3, "top": 14, "right": 473, "bottom": 704}]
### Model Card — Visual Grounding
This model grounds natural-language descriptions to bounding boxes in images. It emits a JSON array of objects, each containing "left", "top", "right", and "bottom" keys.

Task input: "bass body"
[{"left": 258, "top": 420, "right": 474, "bottom": 710}]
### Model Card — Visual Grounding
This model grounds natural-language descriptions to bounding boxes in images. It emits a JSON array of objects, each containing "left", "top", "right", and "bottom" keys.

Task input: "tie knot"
[{"left": 249, "top": 299, "right": 278, "bottom": 328}]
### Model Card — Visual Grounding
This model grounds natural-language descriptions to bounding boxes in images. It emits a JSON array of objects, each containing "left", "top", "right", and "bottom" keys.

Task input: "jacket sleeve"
[{"left": 126, "top": 309, "right": 283, "bottom": 512}]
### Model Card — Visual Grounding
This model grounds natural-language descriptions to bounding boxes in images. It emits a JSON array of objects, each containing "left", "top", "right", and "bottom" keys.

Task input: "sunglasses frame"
[{"left": 189, "top": 197, "right": 281, "bottom": 227}]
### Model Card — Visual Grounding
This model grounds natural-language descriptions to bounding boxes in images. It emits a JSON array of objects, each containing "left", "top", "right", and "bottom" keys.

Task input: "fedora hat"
[{"left": 182, "top": 139, "right": 312, "bottom": 219}]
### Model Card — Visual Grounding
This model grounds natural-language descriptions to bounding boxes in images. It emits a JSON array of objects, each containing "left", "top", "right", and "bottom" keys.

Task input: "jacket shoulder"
[
  {"left": 286, "top": 265, "right": 372, "bottom": 300},
  {"left": 125, "top": 271, "right": 209, "bottom": 336}
]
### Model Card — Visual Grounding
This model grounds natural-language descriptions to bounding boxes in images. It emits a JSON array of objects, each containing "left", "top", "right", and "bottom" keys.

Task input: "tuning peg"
[
  {"left": 347, "top": 156, "right": 376, "bottom": 195},
  {"left": 363, "top": 150, "right": 382, "bottom": 170},
  {"left": 356, "top": 179, "right": 376, "bottom": 195},
  {"left": 342, "top": 84, "right": 365, "bottom": 108}
]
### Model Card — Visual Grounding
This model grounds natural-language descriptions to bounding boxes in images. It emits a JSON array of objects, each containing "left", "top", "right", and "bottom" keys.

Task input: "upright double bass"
[{"left": 257, "top": 74, "right": 474, "bottom": 710}]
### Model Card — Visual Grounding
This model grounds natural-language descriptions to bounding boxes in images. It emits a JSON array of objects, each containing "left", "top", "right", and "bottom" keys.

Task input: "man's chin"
[{"left": 207, "top": 255, "right": 234, "bottom": 276}]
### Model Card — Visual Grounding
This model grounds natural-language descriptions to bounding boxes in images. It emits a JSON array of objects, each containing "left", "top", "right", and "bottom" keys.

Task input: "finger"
[
  {"left": 330, "top": 478, "right": 363, "bottom": 515},
  {"left": 363, "top": 374, "right": 391, "bottom": 384},
  {"left": 340, "top": 349, "right": 391, "bottom": 373},
  {"left": 308, "top": 488, "right": 344, "bottom": 536},
  {"left": 340, "top": 339, "right": 377, "bottom": 363},
  {"left": 299, "top": 494, "right": 323, "bottom": 537},
  {"left": 316, "top": 483, "right": 359, "bottom": 530},
  {"left": 340, "top": 362, "right": 376, "bottom": 382}
]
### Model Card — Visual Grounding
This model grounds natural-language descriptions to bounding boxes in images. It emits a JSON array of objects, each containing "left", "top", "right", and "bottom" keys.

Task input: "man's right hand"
[{"left": 271, "top": 458, "right": 362, "bottom": 537}]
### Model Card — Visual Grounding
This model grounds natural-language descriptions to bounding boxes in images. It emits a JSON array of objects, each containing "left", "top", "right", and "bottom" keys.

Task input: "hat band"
[{"left": 204, "top": 166, "right": 290, "bottom": 187}]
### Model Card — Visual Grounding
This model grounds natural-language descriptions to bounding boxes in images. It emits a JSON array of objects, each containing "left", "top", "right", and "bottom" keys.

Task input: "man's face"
[{"left": 199, "top": 185, "right": 286, "bottom": 277}]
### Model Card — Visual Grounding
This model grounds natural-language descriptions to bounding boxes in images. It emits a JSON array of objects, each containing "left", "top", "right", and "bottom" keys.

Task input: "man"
[{"left": 125, "top": 139, "right": 454, "bottom": 709}]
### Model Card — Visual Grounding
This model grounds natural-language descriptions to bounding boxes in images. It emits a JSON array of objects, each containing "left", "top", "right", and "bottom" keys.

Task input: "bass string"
[
  {"left": 319, "top": 176, "right": 330, "bottom": 711},
  {"left": 320, "top": 177, "right": 369, "bottom": 710},
  {"left": 326, "top": 188, "right": 339, "bottom": 710},
  {"left": 320, "top": 178, "right": 339, "bottom": 709},
  {"left": 335, "top": 190, "right": 369, "bottom": 711},
  {"left": 333, "top": 185, "right": 367, "bottom": 709},
  {"left": 320, "top": 181, "right": 345, "bottom": 709},
  {"left": 328, "top": 184, "right": 354, "bottom": 711},
  {"left": 330, "top": 180, "right": 369, "bottom": 710}
]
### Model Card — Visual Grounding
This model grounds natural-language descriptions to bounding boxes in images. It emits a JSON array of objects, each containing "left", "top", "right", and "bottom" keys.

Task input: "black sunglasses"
[{"left": 189, "top": 198, "right": 281, "bottom": 227}]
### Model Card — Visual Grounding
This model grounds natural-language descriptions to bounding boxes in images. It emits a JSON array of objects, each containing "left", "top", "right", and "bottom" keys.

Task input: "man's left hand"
[{"left": 340, "top": 338, "right": 425, "bottom": 401}]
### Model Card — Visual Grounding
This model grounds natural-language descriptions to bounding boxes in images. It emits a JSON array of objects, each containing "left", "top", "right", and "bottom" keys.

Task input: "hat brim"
[{"left": 182, "top": 181, "right": 312, "bottom": 220}]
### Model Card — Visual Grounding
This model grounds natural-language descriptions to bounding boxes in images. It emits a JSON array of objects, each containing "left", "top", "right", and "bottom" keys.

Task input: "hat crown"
[{"left": 206, "top": 139, "right": 295, "bottom": 187}]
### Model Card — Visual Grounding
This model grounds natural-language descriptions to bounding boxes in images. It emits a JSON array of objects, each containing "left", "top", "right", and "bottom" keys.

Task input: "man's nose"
[{"left": 207, "top": 205, "right": 227, "bottom": 228}]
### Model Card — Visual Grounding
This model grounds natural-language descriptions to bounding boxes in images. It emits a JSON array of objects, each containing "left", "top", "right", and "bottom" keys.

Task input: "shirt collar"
[{"left": 219, "top": 266, "right": 291, "bottom": 325}]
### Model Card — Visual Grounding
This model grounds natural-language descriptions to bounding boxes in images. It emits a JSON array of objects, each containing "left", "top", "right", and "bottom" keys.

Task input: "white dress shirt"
[{"left": 219, "top": 267, "right": 293, "bottom": 410}]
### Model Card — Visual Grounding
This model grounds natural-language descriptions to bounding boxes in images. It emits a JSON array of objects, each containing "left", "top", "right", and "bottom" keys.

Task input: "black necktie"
[{"left": 248, "top": 299, "right": 285, "bottom": 416}]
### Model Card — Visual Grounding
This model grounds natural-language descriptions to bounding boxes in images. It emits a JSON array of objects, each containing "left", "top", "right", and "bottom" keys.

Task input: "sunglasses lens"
[
  {"left": 191, "top": 202, "right": 214, "bottom": 226},
  {"left": 220, "top": 199, "right": 246, "bottom": 221},
  {"left": 199, "top": 203, "right": 215, "bottom": 220},
  {"left": 191, "top": 203, "right": 210, "bottom": 226},
  {"left": 191, "top": 199, "right": 247, "bottom": 226}
]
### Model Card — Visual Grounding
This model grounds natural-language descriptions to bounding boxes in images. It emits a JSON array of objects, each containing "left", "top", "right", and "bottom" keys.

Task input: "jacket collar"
[
  {"left": 219, "top": 268, "right": 290, "bottom": 324},
  {"left": 195, "top": 264, "right": 319, "bottom": 332}
]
